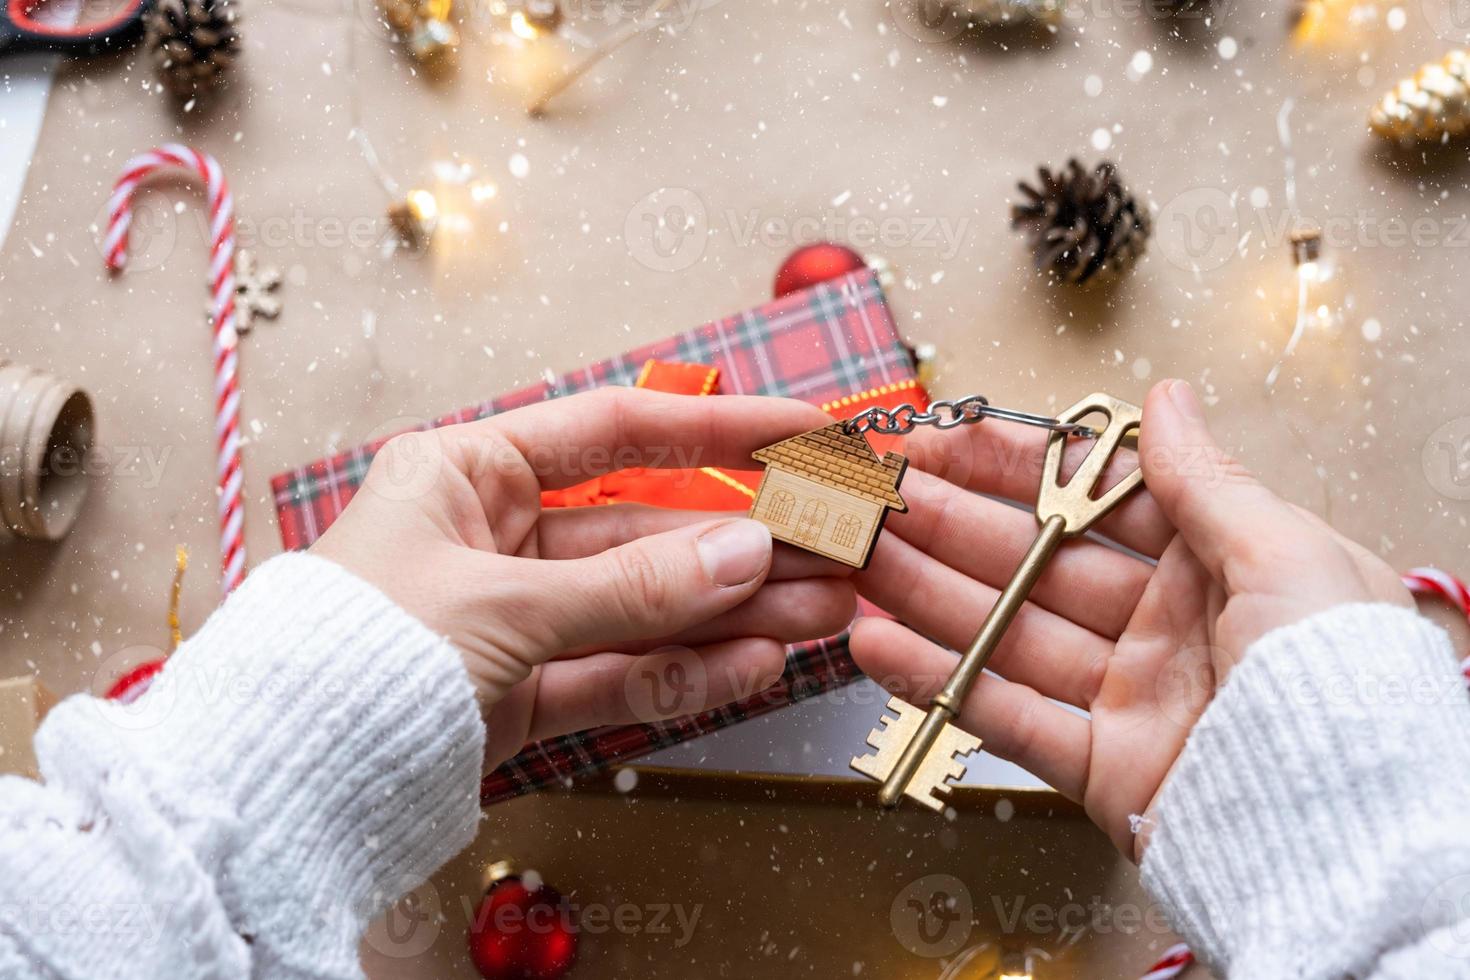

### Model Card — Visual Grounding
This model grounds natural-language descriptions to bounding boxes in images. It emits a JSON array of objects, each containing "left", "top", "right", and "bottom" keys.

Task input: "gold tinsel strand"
[
  {"left": 1369, "top": 50, "right": 1470, "bottom": 144},
  {"left": 169, "top": 546, "right": 189, "bottom": 652}
]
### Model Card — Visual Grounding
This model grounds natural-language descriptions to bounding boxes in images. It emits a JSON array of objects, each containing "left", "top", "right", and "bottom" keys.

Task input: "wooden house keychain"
[{"left": 749, "top": 392, "right": 1144, "bottom": 811}]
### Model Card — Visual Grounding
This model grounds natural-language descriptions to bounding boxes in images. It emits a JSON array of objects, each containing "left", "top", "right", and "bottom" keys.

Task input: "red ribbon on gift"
[{"left": 540, "top": 359, "right": 927, "bottom": 512}]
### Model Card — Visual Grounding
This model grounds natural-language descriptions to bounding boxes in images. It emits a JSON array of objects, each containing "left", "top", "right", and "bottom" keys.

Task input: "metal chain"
[{"left": 842, "top": 394, "right": 1096, "bottom": 438}]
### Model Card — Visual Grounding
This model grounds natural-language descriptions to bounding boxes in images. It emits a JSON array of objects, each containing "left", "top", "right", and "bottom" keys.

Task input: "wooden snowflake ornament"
[{"left": 231, "top": 249, "right": 283, "bottom": 333}]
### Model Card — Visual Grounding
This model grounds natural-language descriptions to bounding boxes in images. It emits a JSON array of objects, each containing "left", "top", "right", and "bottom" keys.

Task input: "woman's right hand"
[
  {"left": 311, "top": 388, "right": 856, "bottom": 767},
  {"left": 848, "top": 379, "right": 1411, "bottom": 860}
]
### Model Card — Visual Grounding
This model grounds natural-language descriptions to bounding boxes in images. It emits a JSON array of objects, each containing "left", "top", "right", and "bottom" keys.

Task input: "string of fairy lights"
[{"left": 345, "top": 0, "right": 688, "bottom": 250}]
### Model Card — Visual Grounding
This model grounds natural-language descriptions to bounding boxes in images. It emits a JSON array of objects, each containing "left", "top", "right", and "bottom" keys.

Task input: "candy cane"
[
  {"left": 104, "top": 144, "right": 245, "bottom": 596},
  {"left": 1404, "top": 566, "right": 1470, "bottom": 620},
  {"left": 1136, "top": 568, "right": 1470, "bottom": 979},
  {"left": 1139, "top": 943, "right": 1194, "bottom": 979},
  {"left": 1403, "top": 567, "right": 1470, "bottom": 680}
]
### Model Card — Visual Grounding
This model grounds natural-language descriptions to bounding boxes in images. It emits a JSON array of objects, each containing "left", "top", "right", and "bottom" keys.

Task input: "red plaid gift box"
[{"left": 270, "top": 269, "right": 923, "bottom": 805}]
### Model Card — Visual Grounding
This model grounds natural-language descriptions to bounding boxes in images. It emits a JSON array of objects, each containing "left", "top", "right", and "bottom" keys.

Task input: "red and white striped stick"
[
  {"left": 1139, "top": 943, "right": 1194, "bottom": 980},
  {"left": 104, "top": 144, "right": 245, "bottom": 597},
  {"left": 1404, "top": 566, "right": 1470, "bottom": 620},
  {"left": 1403, "top": 567, "right": 1470, "bottom": 680},
  {"left": 1136, "top": 568, "right": 1470, "bottom": 979}
]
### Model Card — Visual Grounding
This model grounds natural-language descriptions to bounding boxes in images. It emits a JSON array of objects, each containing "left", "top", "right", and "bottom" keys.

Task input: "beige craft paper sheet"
[{"left": 3, "top": 1, "right": 1470, "bottom": 975}]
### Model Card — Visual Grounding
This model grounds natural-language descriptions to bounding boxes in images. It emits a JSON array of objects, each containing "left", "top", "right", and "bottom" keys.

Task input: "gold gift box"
[{"left": 363, "top": 767, "right": 1199, "bottom": 979}]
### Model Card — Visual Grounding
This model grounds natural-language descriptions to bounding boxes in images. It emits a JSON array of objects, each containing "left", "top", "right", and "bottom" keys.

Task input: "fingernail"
[
  {"left": 1167, "top": 379, "right": 1205, "bottom": 422},
  {"left": 697, "top": 519, "right": 771, "bottom": 587}
]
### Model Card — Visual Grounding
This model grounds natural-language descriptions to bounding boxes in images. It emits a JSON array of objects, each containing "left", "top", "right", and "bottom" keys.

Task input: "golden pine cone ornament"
[
  {"left": 382, "top": 0, "right": 418, "bottom": 31},
  {"left": 379, "top": 0, "right": 459, "bottom": 63},
  {"left": 1370, "top": 50, "right": 1470, "bottom": 144},
  {"left": 1011, "top": 159, "right": 1150, "bottom": 287},
  {"left": 143, "top": 0, "right": 241, "bottom": 98}
]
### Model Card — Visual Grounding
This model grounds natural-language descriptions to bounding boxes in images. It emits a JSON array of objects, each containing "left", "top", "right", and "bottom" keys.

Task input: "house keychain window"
[
  {"left": 748, "top": 394, "right": 1096, "bottom": 569},
  {"left": 751, "top": 423, "right": 909, "bottom": 567}
]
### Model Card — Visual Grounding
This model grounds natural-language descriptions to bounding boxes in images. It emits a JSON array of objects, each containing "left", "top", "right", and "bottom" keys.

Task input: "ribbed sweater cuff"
[
  {"left": 1140, "top": 604, "right": 1470, "bottom": 977},
  {"left": 37, "top": 552, "right": 485, "bottom": 978}
]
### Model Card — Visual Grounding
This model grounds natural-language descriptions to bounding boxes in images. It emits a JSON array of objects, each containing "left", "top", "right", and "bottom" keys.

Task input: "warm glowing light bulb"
[
  {"left": 1268, "top": 226, "right": 1344, "bottom": 387},
  {"left": 394, "top": 159, "right": 505, "bottom": 268},
  {"left": 1290, "top": 227, "right": 1322, "bottom": 268},
  {"left": 387, "top": 188, "right": 441, "bottom": 250},
  {"left": 1289, "top": 229, "right": 1338, "bottom": 332},
  {"left": 1291, "top": 0, "right": 1332, "bottom": 45},
  {"left": 1291, "top": 0, "right": 1383, "bottom": 49},
  {"left": 995, "top": 949, "right": 1035, "bottom": 980},
  {"left": 510, "top": 9, "right": 541, "bottom": 38},
  {"left": 504, "top": 0, "right": 563, "bottom": 40},
  {"left": 406, "top": 188, "right": 439, "bottom": 224}
]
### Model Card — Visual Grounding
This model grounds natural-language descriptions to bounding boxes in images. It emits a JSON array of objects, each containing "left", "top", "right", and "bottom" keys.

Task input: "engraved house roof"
[{"left": 752, "top": 424, "right": 908, "bottom": 510}]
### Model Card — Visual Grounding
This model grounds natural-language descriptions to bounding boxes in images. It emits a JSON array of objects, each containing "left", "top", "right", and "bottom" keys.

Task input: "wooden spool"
[{"left": 0, "top": 362, "right": 95, "bottom": 541}]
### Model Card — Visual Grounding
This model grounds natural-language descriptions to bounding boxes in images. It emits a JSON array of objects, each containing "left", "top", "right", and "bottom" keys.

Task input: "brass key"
[{"left": 851, "top": 393, "right": 1144, "bottom": 811}]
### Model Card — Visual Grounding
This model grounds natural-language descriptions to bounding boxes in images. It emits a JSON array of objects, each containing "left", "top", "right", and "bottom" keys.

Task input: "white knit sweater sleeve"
[
  {"left": 0, "top": 553, "right": 485, "bottom": 980},
  {"left": 1141, "top": 603, "right": 1470, "bottom": 978}
]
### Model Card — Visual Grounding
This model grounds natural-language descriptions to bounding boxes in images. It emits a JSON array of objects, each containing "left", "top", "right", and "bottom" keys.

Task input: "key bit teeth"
[
  {"left": 916, "top": 783, "right": 954, "bottom": 812},
  {"left": 851, "top": 697, "right": 984, "bottom": 812},
  {"left": 849, "top": 696, "right": 926, "bottom": 784},
  {"left": 901, "top": 727, "right": 982, "bottom": 812}
]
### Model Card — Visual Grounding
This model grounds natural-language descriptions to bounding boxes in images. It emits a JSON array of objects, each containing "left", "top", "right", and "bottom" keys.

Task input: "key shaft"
[
  {"left": 877, "top": 513, "right": 1068, "bottom": 807},
  {"left": 856, "top": 392, "right": 1143, "bottom": 810}
]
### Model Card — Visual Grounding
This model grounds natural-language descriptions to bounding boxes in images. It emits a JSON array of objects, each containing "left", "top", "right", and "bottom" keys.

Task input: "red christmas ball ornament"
[
  {"left": 772, "top": 242, "right": 868, "bottom": 298},
  {"left": 104, "top": 546, "right": 189, "bottom": 704},
  {"left": 467, "top": 863, "right": 578, "bottom": 980}
]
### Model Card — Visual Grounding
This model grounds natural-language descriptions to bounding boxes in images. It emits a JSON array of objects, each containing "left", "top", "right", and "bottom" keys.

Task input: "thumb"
[
  {"left": 532, "top": 518, "right": 774, "bottom": 652},
  {"left": 1139, "top": 380, "right": 1298, "bottom": 583}
]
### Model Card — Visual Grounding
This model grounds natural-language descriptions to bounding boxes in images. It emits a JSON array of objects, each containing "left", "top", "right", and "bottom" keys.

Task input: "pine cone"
[
  {"left": 143, "top": 0, "right": 241, "bottom": 98},
  {"left": 1370, "top": 50, "right": 1470, "bottom": 144},
  {"left": 1010, "top": 159, "right": 1150, "bottom": 286}
]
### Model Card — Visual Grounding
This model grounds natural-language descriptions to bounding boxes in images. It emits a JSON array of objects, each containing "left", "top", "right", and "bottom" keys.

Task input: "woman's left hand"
[
  {"left": 311, "top": 388, "right": 856, "bottom": 765},
  {"left": 846, "top": 380, "right": 1407, "bottom": 858}
]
